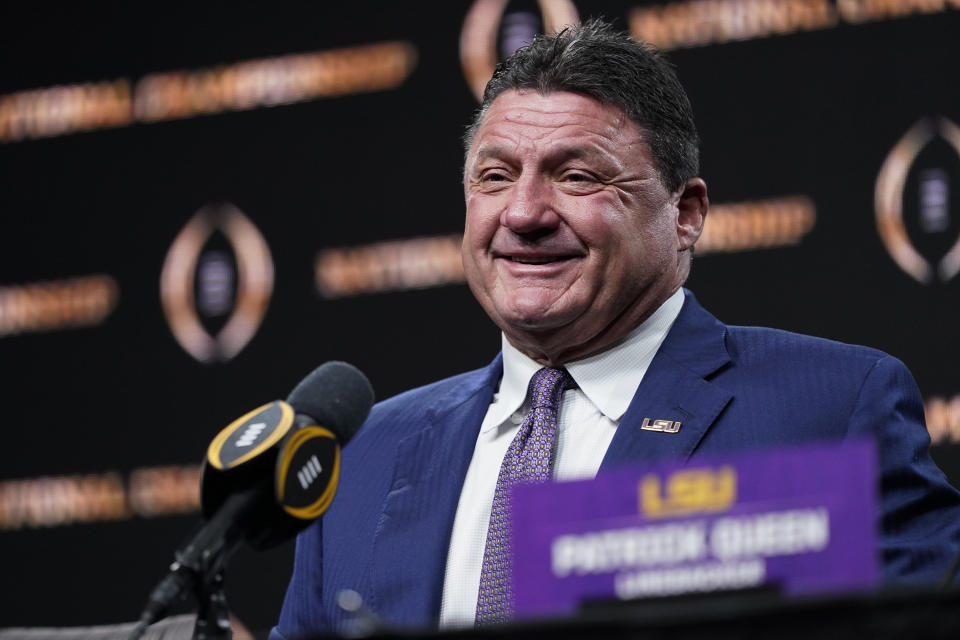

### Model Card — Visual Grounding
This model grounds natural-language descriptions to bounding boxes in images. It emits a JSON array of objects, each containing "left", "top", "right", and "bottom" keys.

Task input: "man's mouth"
[{"left": 507, "top": 256, "right": 569, "bottom": 265}]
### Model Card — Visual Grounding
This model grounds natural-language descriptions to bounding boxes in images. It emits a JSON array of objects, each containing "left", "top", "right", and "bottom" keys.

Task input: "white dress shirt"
[{"left": 438, "top": 289, "right": 685, "bottom": 628}]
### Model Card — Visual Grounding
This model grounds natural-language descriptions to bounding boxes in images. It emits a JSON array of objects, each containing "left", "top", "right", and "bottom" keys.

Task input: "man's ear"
[{"left": 676, "top": 177, "right": 708, "bottom": 251}]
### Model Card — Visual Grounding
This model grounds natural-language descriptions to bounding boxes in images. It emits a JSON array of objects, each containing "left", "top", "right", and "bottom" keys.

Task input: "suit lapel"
[
  {"left": 601, "top": 290, "right": 733, "bottom": 469},
  {"left": 370, "top": 357, "right": 502, "bottom": 627}
]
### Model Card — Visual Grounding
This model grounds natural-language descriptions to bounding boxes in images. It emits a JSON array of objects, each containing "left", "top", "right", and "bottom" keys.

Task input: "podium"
[{"left": 362, "top": 586, "right": 960, "bottom": 640}]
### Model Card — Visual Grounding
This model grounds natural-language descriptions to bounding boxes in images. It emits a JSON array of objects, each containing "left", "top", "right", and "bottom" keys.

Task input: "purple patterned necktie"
[{"left": 475, "top": 367, "right": 574, "bottom": 625}]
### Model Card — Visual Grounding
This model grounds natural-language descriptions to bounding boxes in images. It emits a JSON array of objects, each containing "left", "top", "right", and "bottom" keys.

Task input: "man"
[{"left": 273, "top": 20, "right": 960, "bottom": 637}]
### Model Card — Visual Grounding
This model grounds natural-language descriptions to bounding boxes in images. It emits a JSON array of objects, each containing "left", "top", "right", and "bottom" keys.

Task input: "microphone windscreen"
[{"left": 286, "top": 361, "right": 374, "bottom": 443}]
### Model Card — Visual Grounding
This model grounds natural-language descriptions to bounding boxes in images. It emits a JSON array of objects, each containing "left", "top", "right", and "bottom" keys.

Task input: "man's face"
[{"left": 462, "top": 90, "right": 703, "bottom": 364}]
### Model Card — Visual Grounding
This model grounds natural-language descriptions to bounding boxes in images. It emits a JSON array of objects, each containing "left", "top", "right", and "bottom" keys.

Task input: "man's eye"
[
  {"left": 563, "top": 172, "right": 596, "bottom": 183},
  {"left": 481, "top": 172, "right": 509, "bottom": 182}
]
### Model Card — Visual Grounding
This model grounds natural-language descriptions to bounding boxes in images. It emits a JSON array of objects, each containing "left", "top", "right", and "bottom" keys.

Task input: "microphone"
[
  {"left": 131, "top": 361, "right": 374, "bottom": 638},
  {"left": 201, "top": 361, "right": 374, "bottom": 548}
]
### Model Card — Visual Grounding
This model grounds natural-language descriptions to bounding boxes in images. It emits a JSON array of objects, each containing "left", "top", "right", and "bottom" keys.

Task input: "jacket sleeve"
[{"left": 845, "top": 354, "right": 960, "bottom": 584}]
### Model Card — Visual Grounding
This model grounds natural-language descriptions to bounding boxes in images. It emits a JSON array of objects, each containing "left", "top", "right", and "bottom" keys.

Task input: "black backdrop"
[{"left": 1, "top": 1, "right": 958, "bottom": 633}]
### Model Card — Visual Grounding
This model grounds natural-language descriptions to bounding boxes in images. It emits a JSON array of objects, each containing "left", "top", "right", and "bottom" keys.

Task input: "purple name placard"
[{"left": 511, "top": 440, "right": 879, "bottom": 619}]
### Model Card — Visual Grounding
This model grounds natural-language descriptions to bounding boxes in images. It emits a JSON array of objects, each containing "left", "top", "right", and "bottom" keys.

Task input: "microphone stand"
[
  {"left": 193, "top": 569, "right": 232, "bottom": 640},
  {"left": 129, "top": 489, "right": 258, "bottom": 640}
]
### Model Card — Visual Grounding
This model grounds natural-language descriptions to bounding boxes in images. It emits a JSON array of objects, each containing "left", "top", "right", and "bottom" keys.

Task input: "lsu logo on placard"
[{"left": 640, "top": 466, "right": 737, "bottom": 519}]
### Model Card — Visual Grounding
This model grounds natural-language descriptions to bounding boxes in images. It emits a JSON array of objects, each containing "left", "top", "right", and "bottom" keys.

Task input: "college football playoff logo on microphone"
[
  {"left": 875, "top": 117, "right": 960, "bottom": 284},
  {"left": 460, "top": 0, "right": 579, "bottom": 102},
  {"left": 207, "top": 401, "right": 295, "bottom": 470},
  {"left": 160, "top": 202, "right": 274, "bottom": 363},
  {"left": 275, "top": 425, "right": 341, "bottom": 520}
]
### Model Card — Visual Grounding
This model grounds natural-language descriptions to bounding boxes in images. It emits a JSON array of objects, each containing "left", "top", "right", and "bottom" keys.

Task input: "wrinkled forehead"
[{"left": 465, "top": 89, "right": 641, "bottom": 164}]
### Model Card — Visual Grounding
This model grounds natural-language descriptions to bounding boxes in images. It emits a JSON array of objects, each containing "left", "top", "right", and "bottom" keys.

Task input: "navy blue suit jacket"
[{"left": 273, "top": 290, "right": 960, "bottom": 637}]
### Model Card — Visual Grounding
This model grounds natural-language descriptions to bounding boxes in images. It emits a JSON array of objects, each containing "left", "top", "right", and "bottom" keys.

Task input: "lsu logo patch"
[{"left": 640, "top": 417, "right": 682, "bottom": 433}]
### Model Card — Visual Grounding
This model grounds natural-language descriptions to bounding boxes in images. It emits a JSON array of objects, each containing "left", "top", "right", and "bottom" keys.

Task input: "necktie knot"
[{"left": 528, "top": 367, "right": 574, "bottom": 411}]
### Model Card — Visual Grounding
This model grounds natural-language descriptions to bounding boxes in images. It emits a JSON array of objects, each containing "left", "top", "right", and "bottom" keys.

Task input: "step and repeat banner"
[{"left": 1, "top": 0, "right": 958, "bottom": 632}]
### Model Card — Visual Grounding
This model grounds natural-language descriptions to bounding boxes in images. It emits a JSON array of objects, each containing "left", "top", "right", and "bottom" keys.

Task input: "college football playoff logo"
[
  {"left": 875, "top": 117, "right": 960, "bottom": 284},
  {"left": 460, "top": 0, "right": 579, "bottom": 102},
  {"left": 160, "top": 203, "right": 274, "bottom": 363}
]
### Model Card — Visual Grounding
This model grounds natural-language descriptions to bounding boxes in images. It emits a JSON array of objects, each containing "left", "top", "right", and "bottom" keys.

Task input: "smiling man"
[
  {"left": 461, "top": 88, "right": 705, "bottom": 365},
  {"left": 272, "top": 20, "right": 960, "bottom": 637}
]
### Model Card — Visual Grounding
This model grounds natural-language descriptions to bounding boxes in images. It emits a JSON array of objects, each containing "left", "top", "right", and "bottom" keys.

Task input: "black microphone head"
[{"left": 286, "top": 361, "right": 374, "bottom": 443}]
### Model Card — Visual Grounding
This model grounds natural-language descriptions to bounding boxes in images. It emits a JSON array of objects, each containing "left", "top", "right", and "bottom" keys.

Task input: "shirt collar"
[{"left": 483, "top": 288, "right": 685, "bottom": 431}]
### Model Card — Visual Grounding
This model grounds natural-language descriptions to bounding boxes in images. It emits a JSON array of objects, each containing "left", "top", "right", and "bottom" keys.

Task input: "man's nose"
[{"left": 501, "top": 175, "right": 561, "bottom": 234}]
